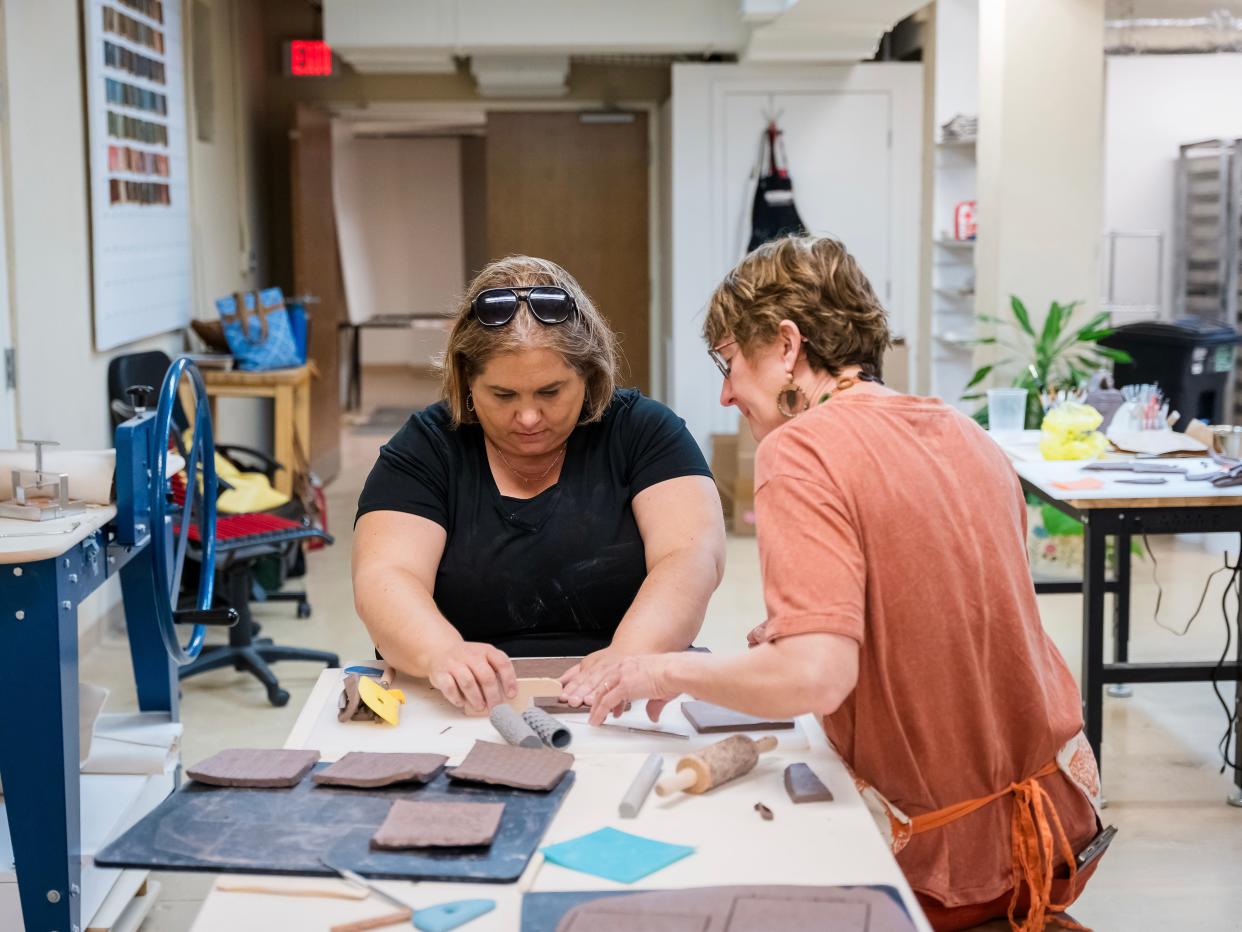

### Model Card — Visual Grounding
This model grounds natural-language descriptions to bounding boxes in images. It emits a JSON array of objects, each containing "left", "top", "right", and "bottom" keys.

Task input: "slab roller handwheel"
[{"left": 148, "top": 357, "right": 221, "bottom": 666}]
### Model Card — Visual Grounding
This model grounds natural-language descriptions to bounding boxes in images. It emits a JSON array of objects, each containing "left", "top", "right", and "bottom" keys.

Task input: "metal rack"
[
  {"left": 1175, "top": 139, "right": 1242, "bottom": 419},
  {"left": 1175, "top": 138, "right": 1241, "bottom": 322}
]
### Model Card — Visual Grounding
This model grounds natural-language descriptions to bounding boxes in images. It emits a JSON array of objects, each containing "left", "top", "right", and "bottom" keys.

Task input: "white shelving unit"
[{"left": 926, "top": 0, "right": 979, "bottom": 412}]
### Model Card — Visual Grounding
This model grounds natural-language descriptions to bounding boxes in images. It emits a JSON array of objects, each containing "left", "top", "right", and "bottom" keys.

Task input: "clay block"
[
  {"left": 186, "top": 748, "right": 320, "bottom": 788},
  {"left": 312, "top": 751, "right": 447, "bottom": 788},
  {"left": 681, "top": 701, "right": 794, "bottom": 735},
  {"left": 783, "top": 763, "right": 833, "bottom": 803},
  {"left": 370, "top": 799, "right": 504, "bottom": 849},
  {"left": 448, "top": 739, "right": 573, "bottom": 792}
]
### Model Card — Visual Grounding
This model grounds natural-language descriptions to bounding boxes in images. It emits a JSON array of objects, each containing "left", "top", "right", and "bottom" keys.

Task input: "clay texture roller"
[
  {"left": 655, "top": 734, "right": 778, "bottom": 797},
  {"left": 488, "top": 704, "right": 542, "bottom": 748}
]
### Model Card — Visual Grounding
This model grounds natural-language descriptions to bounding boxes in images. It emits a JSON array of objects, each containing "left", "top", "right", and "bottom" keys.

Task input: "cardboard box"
[
  {"left": 709, "top": 433, "right": 738, "bottom": 526},
  {"left": 733, "top": 425, "right": 758, "bottom": 536}
]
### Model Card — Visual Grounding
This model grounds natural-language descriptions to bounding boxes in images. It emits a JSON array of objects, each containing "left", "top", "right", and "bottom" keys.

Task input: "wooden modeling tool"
[
  {"left": 506, "top": 677, "right": 563, "bottom": 712},
  {"left": 655, "top": 734, "right": 778, "bottom": 797},
  {"left": 358, "top": 675, "right": 406, "bottom": 725}
]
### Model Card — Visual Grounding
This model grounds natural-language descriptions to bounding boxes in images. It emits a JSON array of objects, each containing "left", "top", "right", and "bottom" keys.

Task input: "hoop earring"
[
  {"left": 465, "top": 392, "right": 475, "bottom": 413},
  {"left": 776, "top": 378, "right": 809, "bottom": 418}
]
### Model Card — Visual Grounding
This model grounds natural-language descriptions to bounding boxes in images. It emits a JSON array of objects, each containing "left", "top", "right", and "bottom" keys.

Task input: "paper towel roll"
[{"left": 0, "top": 449, "right": 116, "bottom": 505}]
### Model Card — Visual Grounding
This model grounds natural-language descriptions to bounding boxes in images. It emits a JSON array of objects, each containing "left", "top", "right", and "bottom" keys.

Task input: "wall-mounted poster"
[{"left": 84, "top": 0, "right": 192, "bottom": 350}]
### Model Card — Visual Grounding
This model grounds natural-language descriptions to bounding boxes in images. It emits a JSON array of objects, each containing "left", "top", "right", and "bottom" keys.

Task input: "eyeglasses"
[
  {"left": 470, "top": 286, "right": 578, "bottom": 327},
  {"left": 709, "top": 340, "right": 737, "bottom": 379}
]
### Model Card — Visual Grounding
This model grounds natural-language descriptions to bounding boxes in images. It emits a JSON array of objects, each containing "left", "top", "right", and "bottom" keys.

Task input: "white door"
[{"left": 670, "top": 64, "right": 923, "bottom": 450}]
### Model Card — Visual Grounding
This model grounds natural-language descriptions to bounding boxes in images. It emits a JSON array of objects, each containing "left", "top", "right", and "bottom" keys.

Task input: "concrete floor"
[{"left": 75, "top": 370, "right": 1242, "bottom": 931}]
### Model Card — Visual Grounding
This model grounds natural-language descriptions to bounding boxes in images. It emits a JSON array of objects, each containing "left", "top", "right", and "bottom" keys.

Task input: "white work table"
[
  {"left": 996, "top": 430, "right": 1242, "bottom": 805},
  {"left": 189, "top": 665, "right": 932, "bottom": 931}
]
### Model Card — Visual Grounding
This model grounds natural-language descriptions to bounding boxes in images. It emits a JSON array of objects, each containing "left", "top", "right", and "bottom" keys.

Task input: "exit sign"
[{"left": 285, "top": 40, "right": 334, "bottom": 77}]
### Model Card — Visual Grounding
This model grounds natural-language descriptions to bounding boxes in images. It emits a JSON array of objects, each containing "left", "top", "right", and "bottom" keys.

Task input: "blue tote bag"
[{"left": 215, "top": 287, "right": 303, "bottom": 371}]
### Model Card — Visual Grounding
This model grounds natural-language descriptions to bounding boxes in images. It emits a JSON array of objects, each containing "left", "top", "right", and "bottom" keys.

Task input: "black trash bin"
[{"left": 1102, "top": 317, "right": 1241, "bottom": 429}]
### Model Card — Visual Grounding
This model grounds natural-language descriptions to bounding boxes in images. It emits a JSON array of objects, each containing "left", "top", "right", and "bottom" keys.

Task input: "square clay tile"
[
  {"left": 186, "top": 748, "right": 320, "bottom": 788},
  {"left": 370, "top": 799, "right": 505, "bottom": 849},
  {"left": 680, "top": 700, "right": 794, "bottom": 734},
  {"left": 312, "top": 751, "right": 448, "bottom": 788},
  {"left": 447, "top": 740, "right": 573, "bottom": 791}
]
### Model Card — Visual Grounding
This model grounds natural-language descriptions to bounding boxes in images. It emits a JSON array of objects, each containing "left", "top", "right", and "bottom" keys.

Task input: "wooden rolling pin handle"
[
  {"left": 655, "top": 766, "right": 698, "bottom": 797},
  {"left": 755, "top": 735, "right": 779, "bottom": 754}
]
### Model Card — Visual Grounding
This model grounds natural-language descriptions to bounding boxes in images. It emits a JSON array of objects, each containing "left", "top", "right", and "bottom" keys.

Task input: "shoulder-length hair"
[{"left": 441, "top": 256, "right": 620, "bottom": 427}]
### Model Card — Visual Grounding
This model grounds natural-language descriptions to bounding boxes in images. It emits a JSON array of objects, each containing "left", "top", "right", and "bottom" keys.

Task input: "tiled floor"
[{"left": 75, "top": 370, "right": 1242, "bottom": 930}]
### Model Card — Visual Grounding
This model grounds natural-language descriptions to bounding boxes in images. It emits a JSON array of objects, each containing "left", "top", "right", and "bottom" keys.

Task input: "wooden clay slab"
[
  {"left": 783, "top": 763, "right": 833, "bottom": 803},
  {"left": 312, "top": 751, "right": 448, "bottom": 788},
  {"left": 681, "top": 701, "right": 795, "bottom": 735},
  {"left": 448, "top": 740, "right": 573, "bottom": 792},
  {"left": 186, "top": 748, "right": 320, "bottom": 788},
  {"left": 371, "top": 799, "right": 505, "bottom": 849},
  {"left": 514, "top": 658, "right": 580, "bottom": 713}
]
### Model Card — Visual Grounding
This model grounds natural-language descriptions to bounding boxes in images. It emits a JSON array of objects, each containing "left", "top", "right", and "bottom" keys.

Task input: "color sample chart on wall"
[{"left": 84, "top": 0, "right": 191, "bottom": 350}]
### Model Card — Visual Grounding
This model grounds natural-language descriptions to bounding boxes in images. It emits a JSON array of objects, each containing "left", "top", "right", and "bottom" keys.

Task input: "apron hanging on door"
[{"left": 747, "top": 120, "right": 807, "bottom": 253}]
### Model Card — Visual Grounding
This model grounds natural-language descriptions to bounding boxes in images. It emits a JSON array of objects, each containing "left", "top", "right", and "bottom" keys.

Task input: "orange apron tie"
[{"left": 910, "top": 760, "right": 1088, "bottom": 932}]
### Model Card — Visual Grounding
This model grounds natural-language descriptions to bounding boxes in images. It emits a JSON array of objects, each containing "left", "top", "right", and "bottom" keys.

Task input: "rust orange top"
[{"left": 752, "top": 392, "right": 1097, "bottom": 908}]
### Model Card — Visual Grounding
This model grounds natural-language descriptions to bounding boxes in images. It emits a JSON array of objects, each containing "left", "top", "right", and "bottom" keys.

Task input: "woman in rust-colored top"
[{"left": 562, "top": 236, "right": 1107, "bottom": 931}]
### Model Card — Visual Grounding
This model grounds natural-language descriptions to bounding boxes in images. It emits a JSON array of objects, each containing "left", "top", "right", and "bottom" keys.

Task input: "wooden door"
[
  {"left": 290, "top": 104, "right": 343, "bottom": 482},
  {"left": 485, "top": 111, "right": 650, "bottom": 393}
]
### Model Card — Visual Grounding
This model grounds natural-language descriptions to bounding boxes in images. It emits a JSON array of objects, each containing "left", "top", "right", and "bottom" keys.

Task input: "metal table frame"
[{"left": 1022, "top": 478, "right": 1242, "bottom": 805}]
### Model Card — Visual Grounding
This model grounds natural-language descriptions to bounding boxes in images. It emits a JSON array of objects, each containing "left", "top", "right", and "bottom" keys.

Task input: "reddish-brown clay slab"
[
  {"left": 370, "top": 799, "right": 505, "bottom": 849},
  {"left": 563, "top": 909, "right": 709, "bottom": 932},
  {"left": 783, "top": 763, "right": 834, "bottom": 803},
  {"left": 681, "top": 701, "right": 794, "bottom": 735},
  {"left": 448, "top": 740, "right": 573, "bottom": 791},
  {"left": 555, "top": 885, "right": 915, "bottom": 932},
  {"left": 312, "top": 751, "right": 448, "bottom": 788},
  {"left": 186, "top": 749, "right": 320, "bottom": 788}
]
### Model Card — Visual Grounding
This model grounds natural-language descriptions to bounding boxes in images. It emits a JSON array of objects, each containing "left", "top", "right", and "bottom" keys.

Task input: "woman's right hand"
[{"left": 427, "top": 641, "right": 518, "bottom": 715}]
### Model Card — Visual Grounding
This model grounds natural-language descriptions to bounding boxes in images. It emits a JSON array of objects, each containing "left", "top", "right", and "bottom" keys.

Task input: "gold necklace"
[{"left": 492, "top": 440, "right": 566, "bottom": 485}]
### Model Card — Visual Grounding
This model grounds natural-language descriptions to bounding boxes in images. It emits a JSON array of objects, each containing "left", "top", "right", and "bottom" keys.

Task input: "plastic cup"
[{"left": 987, "top": 388, "right": 1029, "bottom": 435}]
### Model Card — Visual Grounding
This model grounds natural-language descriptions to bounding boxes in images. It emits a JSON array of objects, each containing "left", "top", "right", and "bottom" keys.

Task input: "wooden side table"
[{"left": 202, "top": 365, "right": 313, "bottom": 496}]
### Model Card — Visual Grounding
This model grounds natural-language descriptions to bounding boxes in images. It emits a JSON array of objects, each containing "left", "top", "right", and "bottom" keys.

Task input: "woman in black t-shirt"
[{"left": 354, "top": 255, "right": 726, "bottom": 715}]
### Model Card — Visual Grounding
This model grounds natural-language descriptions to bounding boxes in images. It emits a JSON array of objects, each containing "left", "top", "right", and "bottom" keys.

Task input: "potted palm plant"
[
  {"left": 962, "top": 296, "right": 1131, "bottom": 428},
  {"left": 962, "top": 296, "right": 1135, "bottom": 577}
]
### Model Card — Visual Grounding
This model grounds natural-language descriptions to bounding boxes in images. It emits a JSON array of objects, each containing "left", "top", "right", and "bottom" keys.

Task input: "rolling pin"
[{"left": 655, "top": 734, "right": 778, "bottom": 797}]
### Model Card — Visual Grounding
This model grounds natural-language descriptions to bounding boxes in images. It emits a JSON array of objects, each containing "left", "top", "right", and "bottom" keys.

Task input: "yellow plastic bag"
[{"left": 1039, "top": 402, "right": 1107, "bottom": 461}]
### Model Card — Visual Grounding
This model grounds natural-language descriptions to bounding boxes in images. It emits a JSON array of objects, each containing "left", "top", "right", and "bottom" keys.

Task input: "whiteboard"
[{"left": 83, "top": 0, "right": 192, "bottom": 350}]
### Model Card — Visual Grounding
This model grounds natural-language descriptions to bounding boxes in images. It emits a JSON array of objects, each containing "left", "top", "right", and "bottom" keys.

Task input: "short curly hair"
[
  {"left": 441, "top": 256, "right": 620, "bottom": 427},
  {"left": 703, "top": 235, "right": 891, "bottom": 379}
]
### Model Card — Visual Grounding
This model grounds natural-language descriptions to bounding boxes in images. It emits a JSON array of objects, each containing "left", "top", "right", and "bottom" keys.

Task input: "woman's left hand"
[{"left": 560, "top": 653, "right": 678, "bottom": 726}]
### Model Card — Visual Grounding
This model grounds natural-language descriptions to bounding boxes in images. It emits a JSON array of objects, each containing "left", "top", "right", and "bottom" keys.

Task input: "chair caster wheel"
[
  {"left": 297, "top": 602, "right": 312, "bottom": 619},
  {"left": 268, "top": 688, "right": 290, "bottom": 707}
]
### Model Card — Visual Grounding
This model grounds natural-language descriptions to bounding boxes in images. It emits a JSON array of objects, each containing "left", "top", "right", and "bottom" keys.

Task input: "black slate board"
[
  {"left": 96, "top": 762, "right": 574, "bottom": 883},
  {"left": 520, "top": 885, "right": 914, "bottom": 932}
]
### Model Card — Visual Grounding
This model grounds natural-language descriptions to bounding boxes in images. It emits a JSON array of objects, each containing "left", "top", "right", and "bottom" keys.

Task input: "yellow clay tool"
[{"left": 358, "top": 675, "right": 405, "bottom": 725}]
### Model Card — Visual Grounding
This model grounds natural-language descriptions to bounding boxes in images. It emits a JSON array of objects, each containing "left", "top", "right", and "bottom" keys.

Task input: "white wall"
[
  {"left": 670, "top": 62, "right": 923, "bottom": 451},
  {"left": 975, "top": 0, "right": 1104, "bottom": 349},
  {"left": 332, "top": 130, "right": 464, "bottom": 367},
  {"left": 1, "top": 0, "right": 256, "bottom": 633},
  {"left": 1103, "top": 54, "right": 1242, "bottom": 322}
]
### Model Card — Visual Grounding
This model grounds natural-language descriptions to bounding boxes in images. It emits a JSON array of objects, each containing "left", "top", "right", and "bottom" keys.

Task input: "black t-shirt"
[{"left": 356, "top": 389, "right": 712, "bottom": 657}]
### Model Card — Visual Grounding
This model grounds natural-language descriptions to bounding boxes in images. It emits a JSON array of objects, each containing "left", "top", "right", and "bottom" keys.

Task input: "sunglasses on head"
[{"left": 470, "top": 286, "right": 578, "bottom": 327}]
